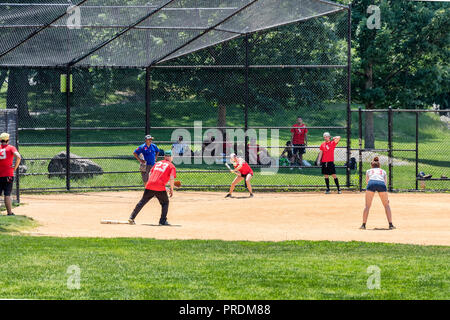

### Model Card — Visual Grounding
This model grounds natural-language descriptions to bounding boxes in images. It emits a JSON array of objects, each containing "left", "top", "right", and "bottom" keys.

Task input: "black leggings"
[{"left": 130, "top": 189, "right": 169, "bottom": 223}]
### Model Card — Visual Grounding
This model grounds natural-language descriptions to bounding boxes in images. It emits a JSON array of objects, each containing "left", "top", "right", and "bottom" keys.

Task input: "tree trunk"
[
  {"left": 217, "top": 103, "right": 226, "bottom": 130},
  {"left": 7, "top": 69, "right": 30, "bottom": 121},
  {"left": 364, "top": 63, "right": 375, "bottom": 149}
]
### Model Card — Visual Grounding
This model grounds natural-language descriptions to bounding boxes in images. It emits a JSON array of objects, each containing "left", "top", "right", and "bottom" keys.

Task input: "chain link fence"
[
  {"left": 1, "top": 7, "right": 355, "bottom": 195},
  {"left": 354, "top": 108, "right": 450, "bottom": 192}
]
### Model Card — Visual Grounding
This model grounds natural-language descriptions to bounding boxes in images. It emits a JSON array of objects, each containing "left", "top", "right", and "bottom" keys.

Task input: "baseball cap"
[
  {"left": 0, "top": 132, "right": 10, "bottom": 140},
  {"left": 144, "top": 134, "right": 153, "bottom": 140},
  {"left": 164, "top": 150, "right": 172, "bottom": 156},
  {"left": 323, "top": 132, "right": 331, "bottom": 137}
]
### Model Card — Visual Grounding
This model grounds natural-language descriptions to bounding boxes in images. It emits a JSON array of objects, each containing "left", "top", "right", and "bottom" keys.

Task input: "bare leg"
[
  {"left": 246, "top": 175, "right": 253, "bottom": 194},
  {"left": 228, "top": 176, "right": 243, "bottom": 195},
  {"left": 363, "top": 191, "right": 375, "bottom": 224},
  {"left": 4, "top": 196, "right": 13, "bottom": 215},
  {"left": 378, "top": 192, "right": 393, "bottom": 224}
]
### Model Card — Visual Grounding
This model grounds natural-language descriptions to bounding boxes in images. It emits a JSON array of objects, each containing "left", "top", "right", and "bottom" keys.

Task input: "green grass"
[
  {"left": 0, "top": 215, "right": 38, "bottom": 233},
  {"left": 0, "top": 235, "right": 448, "bottom": 299}
]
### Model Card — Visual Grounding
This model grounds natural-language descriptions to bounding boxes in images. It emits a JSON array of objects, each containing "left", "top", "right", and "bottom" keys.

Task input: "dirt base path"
[{"left": 12, "top": 191, "right": 450, "bottom": 246}]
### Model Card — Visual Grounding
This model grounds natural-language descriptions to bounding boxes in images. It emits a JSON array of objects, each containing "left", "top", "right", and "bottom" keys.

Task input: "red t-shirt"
[
  {"left": 233, "top": 157, "right": 253, "bottom": 175},
  {"left": 291, "top": 124, "right": 308, "bottom": 144},
  {"left": 320, "top": 140, "right": 337, "bottom": 163},
  {"left": 145, "top": 160, "right": 177, "bottom": 191},
  {"left": 0, "top": 145, "right": 18, "bottom": 177}
]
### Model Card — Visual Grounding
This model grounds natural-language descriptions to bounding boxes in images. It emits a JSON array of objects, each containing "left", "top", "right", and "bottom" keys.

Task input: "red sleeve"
[
  {"left": 10, "top": 146, "right": 18, "bottom": 154},
  {"left": 290, "top": 127, "right": 295, "bottom": 133},
  {"left": 319, "top": 143, "right": 324, "bottom": 151},
  {"left": 332, "top": 141, "right": 337, "bottom": 147}
]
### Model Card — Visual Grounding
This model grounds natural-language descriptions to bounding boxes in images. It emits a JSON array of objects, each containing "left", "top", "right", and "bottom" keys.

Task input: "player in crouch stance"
[
  {"left": 317, "top": 132, "right": 341, "bottom": 194},
  {"left": 128, "top": 150, "right": 176, "bottom": 226},
  {"left": 360, "top": 157, "right": 395, "bottom": 230},
  {"left": 225, "top": 153, "right": 254, "bottom": 198}
]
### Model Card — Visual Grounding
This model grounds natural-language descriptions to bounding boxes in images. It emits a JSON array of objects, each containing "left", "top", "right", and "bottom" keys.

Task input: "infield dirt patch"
[{"left": 12, "top": 191, "right": 450, "bottom": 246}]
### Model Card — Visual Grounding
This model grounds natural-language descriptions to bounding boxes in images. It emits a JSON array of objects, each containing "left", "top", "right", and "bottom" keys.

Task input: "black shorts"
[
  {"left": 321, "top": 162, "right": 336, "bottom": 175},
  {"left": 293, "top": 144, "right": 306, "bottom": 155},
  {"left": 0, "top": 176, "right": 14, "bottom": 196}
]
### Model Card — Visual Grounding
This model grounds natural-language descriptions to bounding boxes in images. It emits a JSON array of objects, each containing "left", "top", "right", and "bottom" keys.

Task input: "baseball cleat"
[
  {"left": 225, "top": 194, "right": 232, "bottom": 198},
  {"left": 249, "top": 193, "right": 254, "bottom": 198},
  {"left": 7, "top": 212, "right": 15, "bottom": 216},
  {"left": 337, "top": 190, "right": 342, "bottom": 194},
  {"left": 359, "top": 224, "right": 366, "bottom": 230},
  {"left": 128, "top": 219, "right": 136, "bottom": 225},
  {"left": 389, "top": 224, "right": 396, "bottom": 230},
  {"left": 325, "top": 190, "right": 331, "bottom": 194},
  {"left": 159, "top": 221, "right": 170, "bottom": 226}
]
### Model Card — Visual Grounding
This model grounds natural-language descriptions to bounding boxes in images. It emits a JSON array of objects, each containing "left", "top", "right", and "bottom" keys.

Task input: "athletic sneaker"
[
  {"left": 359, "top": 224, "right": 366, "bottom": 230},
  {"left": 249, "top": 193, "right": 254, "bottom": 198},
  {"left": 338, "top": 190, "right": 342, "bottom": 194},
  {"left": 159, "top": 221, "right": 170, "bottom": 226},
  {"left": 225, "top": 194, "right": 232, "bottom": 198},
  {"left": 389, "top": 224, "right": 396, "bottom": 230},
  {"left": 7, "top": 213, "right": 15, "bottom": 216},
  {"left": 325, "top": 190, "right": 331, "bottom": 194},
  {"left": 128, "top": 219, "right": 135, "bottom": 225}
]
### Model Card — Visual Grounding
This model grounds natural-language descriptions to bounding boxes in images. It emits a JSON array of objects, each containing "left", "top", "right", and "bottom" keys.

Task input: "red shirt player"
[
  {"left": 225, "top": 153, "right": 254, "bottom": 198},
  {"left": 290, "top": 117, "right": 308, "bottom": 165},
  {"left": 0, "top": 132, "right": 21, "bottom": 216},
  {"left": 129, "top": 150, "right": 176, "bottom": 225},
  {"left": 317, "top": 132, "right": 341, "bottom": 194}
]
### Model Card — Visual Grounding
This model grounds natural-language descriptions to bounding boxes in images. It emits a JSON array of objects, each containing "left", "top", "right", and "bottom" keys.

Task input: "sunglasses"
[{"left": 1, "top": 140, "right": 8, "bottom": 143}]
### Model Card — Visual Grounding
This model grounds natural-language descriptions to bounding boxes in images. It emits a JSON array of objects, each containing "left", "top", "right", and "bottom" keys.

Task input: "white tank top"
[{"left": 367, "top": 168, "right": 387, "bottom": 183}]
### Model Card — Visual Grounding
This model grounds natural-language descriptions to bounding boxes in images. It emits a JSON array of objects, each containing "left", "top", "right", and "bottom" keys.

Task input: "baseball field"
[{"left": 0, "top": 191, "right": 449, "bottom": 299}]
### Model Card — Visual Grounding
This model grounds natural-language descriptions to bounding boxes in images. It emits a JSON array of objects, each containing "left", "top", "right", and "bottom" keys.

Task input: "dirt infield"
[{"left": 13, "top": 191, "right": 450, "bottom": 246}]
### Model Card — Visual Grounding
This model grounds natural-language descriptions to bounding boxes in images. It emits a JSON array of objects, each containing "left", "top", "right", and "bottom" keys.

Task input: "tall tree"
[
  {"left": 6, "top": 69, "right": 31, "bottom": 120},
  {"left": 351, "top": 0, "right": 450, "bottom": 148}
]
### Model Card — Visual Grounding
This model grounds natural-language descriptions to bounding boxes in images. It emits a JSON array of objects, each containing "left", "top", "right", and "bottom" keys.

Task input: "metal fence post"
[
  {"left": 358, "top": 107, "right": 363, "bottom": 192},
  {"left": 346, "top": 4, "right": 352, "bottom": 188},
  {"left": 145, "top": 67, "right": 151, "bottom": 135},
  {"left": 388, "top": 106, "right": 393, "bottom": 191},
  {"left": 244, "top": 34, "right": 249, "bottom": 162},
  {"left": 15, "top": 109, "right": 20, "bottom": 203},
  {"left": 65, "top": 67, "right": 71, "bottom": 191},
  {"left": 415, "top": 111, "right": 419, "bottom": 190}
]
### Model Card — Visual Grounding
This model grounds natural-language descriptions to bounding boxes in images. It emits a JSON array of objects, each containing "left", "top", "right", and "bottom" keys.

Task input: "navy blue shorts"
[{"left": 366, "top": 180, "right": 387, "bottom": 192}]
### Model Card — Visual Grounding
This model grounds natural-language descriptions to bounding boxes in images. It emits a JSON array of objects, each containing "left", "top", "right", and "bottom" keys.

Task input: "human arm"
[
  {"left": 316, "top": 150, "right": 323, "bottom": 166},
  {"left": 168, "top": 176, "right": 174, "bottom": 197},
  {"left": 133, "top": 151, "right": 146, "bottom": 164},
  {"left": 333, "top": 136, "right": 341, "bottom": 144},
  {"left": 13, "top": 152, "right": 21, "bottom": 170}
]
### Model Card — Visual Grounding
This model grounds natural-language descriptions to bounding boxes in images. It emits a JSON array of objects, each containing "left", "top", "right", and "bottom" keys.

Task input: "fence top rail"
[
  {"left": 351, "top": 109, "right": 449, "bottom": 113},
  {"left": 18, "top": 126, "right": 347, "bottom": 131}
]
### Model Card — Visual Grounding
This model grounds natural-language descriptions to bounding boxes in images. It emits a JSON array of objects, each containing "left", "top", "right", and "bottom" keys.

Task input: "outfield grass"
[
  {"left": 0, "top": 215, "right": 38, "bottom": 233},
  {"left": 0, "top": 234, "right": 448, "bottom": 300}
]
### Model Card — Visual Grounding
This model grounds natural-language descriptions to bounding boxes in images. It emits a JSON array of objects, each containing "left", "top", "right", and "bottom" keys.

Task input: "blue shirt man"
[{"left": 133, "top": 135, "right": 159, "bottom": 184}]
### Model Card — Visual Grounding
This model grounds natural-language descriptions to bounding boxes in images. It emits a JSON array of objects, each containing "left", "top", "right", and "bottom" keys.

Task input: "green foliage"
[{"left": 351, "top": 0, "right": 450, "bottom": 109}]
